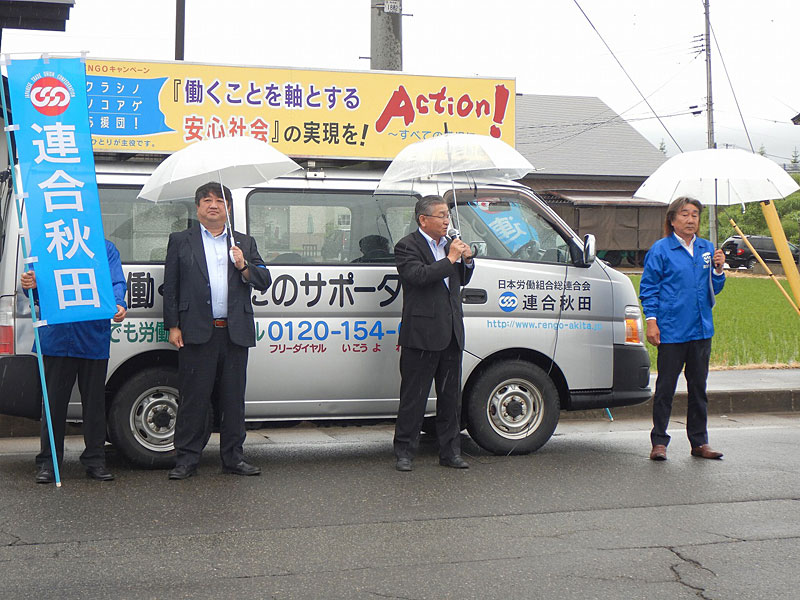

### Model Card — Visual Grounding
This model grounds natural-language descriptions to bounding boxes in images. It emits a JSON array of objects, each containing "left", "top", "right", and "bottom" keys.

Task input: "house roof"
[
  {"left": 0, "top": 0, "right": 74, "bottom": 33},
  {"left": 515, "top": 93, "right": 667, "bottom": 178}
]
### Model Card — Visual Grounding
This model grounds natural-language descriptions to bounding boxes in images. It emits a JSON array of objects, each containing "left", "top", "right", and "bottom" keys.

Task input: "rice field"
[{"left": 629, "top": 272, "right": 800, "bottom": 368}]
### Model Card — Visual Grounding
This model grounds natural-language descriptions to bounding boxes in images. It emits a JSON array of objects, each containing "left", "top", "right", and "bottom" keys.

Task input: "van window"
[
  {"left": 452, "top": 190, "right": 572, "bottom": 264},
  {"left": 99, "top": 187, "right": 195, "bottom": 263},
  {"left": 247, "top": 190, "right": 415, "bottom": 265}
]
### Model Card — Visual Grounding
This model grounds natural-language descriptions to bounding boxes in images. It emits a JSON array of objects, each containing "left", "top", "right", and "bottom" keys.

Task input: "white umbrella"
[
  {"left": 380, "top": 133, "right": 533, "bottom": 185},
  {"left": 138, "top": 136, "right": 301, "bottom": 202},
  {"left": 633, "top": 148, "right": 799, "bottom": 206},
  {"left": 378, "top": 133, "right": 533, "bottom": 236}
]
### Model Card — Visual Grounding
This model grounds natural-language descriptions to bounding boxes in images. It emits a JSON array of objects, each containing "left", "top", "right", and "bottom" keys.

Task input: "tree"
[
  {"left": 758, "top": 144, "right": 767, "bottom": 157},
  {"left": 791, "top": 147, "right": 799, "bottom": 167},
  {"left": 658, "top": 139, "right": 667, "bottom": 155}
]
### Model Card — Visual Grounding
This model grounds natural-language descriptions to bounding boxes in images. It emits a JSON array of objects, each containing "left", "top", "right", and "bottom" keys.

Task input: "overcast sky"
[{"left": 3, "top": 0, "right": 798, "bottom": 163}]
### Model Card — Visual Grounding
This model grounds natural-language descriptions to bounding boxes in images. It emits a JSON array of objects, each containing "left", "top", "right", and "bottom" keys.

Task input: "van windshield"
[{"left": 448, "top": 190, "right": 573, "bottom": 264}]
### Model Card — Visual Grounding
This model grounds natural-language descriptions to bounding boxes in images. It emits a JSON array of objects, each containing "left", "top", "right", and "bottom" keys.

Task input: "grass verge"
[{"left": 629, "top": 271, "right": 800, "bottom": 369}]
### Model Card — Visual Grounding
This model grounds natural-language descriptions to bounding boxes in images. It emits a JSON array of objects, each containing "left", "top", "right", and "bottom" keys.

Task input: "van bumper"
[
  {"left": 0, "top": 355, "right": 42, "bottom": 419},
  {"left": 566, "top": 344, "right": 651, "bottom": 410}
]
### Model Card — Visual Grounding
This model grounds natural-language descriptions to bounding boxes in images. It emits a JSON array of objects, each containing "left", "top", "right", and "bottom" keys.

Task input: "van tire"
[
  {"left": 108, "top": 367, "right": 180, "bottom": 469},
  {"left": 465, "top": 360, "right": 559, "bottom": 455}
]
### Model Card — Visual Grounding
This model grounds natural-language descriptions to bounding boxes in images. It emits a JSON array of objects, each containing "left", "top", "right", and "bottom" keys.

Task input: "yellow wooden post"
[{"left": 760, "top": 200, "right": 800, "bottom": 305}]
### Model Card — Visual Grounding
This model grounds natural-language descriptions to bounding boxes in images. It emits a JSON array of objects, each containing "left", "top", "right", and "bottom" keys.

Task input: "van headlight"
[{"left": 624, "top": 305, "right": 644, "bottom": 345}]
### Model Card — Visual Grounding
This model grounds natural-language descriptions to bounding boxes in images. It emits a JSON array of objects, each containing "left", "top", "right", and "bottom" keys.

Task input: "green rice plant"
[{"left": 630, "top": 273, "right": 800, "bottom": 368}]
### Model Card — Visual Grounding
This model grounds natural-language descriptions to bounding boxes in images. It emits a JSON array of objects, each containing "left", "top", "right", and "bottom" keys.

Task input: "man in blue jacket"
[
  {"left": 639, "top": 197, "right": 726, "bottom": 461},
  {"left": 21, "top": 240, "right": 128, "bottom": 483}
]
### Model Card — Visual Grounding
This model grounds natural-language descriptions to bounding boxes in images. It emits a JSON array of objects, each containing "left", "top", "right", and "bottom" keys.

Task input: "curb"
[
  {"left": 3, "top": 389, "right": 799, "bottom": 438},
  {"left": 561, "top": 388, "right": 800, "bottom": 421}
]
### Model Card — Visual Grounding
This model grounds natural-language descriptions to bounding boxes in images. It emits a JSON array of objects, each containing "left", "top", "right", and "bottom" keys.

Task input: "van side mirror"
[{"left": 582, "top": 234, "right": 596, "bottom": 266}]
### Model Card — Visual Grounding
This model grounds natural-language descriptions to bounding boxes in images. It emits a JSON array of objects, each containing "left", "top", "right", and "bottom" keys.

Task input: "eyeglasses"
[{"left": 422, "top": 214, "right": 450, "bottom": 220}]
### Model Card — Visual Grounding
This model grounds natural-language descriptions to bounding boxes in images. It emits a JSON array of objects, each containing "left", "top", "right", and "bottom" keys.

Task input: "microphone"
[{"left": 447, "top": 227, "right": 461, "bottom": 239}]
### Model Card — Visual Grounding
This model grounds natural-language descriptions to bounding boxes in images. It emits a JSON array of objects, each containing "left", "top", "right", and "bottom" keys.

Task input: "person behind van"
[
  {"left": 352, "top": 234, "right": 392, "bottom": 263},
  {"left": 393, "top": 195, "right": 474, "bottom": 472},
  {"left": 20, "top": 240, "right": 127, "bottom": 483},
  {"left": 163, "top": 182, "right": 271, "bottom": 480},
  {"left": 639, "top": 196, "right": 725, "bottom": 462}
]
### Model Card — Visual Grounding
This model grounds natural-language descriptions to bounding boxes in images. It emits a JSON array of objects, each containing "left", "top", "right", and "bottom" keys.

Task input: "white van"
[{"left": 0, "top": 158, "right": 651, "bottom": 467}]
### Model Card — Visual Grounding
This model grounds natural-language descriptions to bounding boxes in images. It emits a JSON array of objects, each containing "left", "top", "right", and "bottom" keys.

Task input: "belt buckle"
[{"left": 213, "top": 319, "right": 227, "bottom": 328}]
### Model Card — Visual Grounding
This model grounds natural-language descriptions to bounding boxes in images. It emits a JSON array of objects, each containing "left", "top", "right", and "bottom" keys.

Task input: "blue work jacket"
[
  {"left": 639, "top": 234, "right": 725, "bottom": 344},
  {"left": 29, "top": 240, "right": 127, "bottom": 359}
]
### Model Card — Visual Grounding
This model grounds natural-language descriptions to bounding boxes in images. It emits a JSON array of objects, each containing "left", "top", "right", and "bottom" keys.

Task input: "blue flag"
[{"left": 7, "top": 57, "right": 115, "bottom": 325}]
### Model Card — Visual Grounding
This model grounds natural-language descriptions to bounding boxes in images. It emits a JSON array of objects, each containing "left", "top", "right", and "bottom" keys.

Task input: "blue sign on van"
[
  {"left": 86, "top": 75, "right": 172, "bottom": 137},
  {"left": 7, "top": 57, "right": 116, "bottom": 325}
]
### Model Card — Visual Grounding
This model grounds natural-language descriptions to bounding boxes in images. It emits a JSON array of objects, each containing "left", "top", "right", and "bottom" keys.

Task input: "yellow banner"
[{"left": 86, "top": 59, "right": 515, "bottom": 159}]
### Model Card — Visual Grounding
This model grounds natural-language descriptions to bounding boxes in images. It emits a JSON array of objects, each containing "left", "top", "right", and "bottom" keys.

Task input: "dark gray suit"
[
  {"left": 163, "top": 223, "right": 270, "bottom": 468},
  {"left": 393, "top": 230, "right": 473, "bottom": 461}
]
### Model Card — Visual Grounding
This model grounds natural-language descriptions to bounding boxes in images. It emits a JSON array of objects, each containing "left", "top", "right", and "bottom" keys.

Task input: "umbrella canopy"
[
  {"left": 379, "top": 133, "right": 533, "bottom": 185},
  {"left": 634, "top": 148, "right": 800, "bottom": 206},
  {"left": 138, "top": 136, "right": 301, "bottom": 202}
]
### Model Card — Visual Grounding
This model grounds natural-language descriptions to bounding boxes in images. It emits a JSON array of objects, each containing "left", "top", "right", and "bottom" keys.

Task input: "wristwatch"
[{"left": 236, "top": 261, "right": 248, "bottom": 272}]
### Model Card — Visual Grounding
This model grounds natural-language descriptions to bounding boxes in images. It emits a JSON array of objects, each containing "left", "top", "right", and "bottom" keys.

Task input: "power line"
[
  {"left": 704, "top": 1, "right": 755, "bottom": 152},
  {"left": 572, "top": 0, "right": 683, "bottom": 152}
]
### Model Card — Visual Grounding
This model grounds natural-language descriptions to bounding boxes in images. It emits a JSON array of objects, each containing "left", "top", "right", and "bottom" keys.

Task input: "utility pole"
[
  {"left": 175, "top": 0, "right": 185, "bottom": 61},
  {"left": 705, "top": 0, "right": 717, "bottom": 245},
  {"left": 370, "top": 1, "right": 402, "bottom": 71}
]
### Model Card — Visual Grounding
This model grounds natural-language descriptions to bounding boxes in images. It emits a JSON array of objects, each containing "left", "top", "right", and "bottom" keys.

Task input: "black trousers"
[
  {"left": 651, "top": 338, "right": 712, "bottom": 448},
  {"left": 394, "top": 336, "right": 462, "bottom": 461},
  {"left": 174, "top": 327, "right": 248, "bottom": 468},
  {"left": 36, "top": 355, "right": 108, "bottom": 469}
]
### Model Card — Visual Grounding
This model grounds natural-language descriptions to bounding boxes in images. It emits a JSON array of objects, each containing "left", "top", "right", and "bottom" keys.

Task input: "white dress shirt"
[{"left": 200, "top": 224, "right": 229, "bottom": 319}]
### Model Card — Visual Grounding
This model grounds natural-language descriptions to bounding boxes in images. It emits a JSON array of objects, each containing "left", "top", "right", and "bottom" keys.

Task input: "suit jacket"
[
  {"left": 395, "top": 230, "right": 474, "bottom": 352},
  {"left": 163, "top": 223, "right": 271, "bottom": 348}
]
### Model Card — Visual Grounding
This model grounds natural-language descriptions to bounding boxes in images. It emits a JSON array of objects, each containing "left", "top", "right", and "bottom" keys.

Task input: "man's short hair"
[
  {"left": 414, "top": 195, "right": 448, "bottom": 226},
  {"left": 664, "top": 196, "right": 703, "bottom": 237},
  {"left": 195, "top": 182, "right": 233, "bottom": 206}
]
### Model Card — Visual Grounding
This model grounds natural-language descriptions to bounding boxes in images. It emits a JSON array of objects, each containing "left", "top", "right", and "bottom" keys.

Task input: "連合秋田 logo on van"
[
  {"left": 25, "top": 73, "right": 75, "bottom": 116},
  {"left": 498, "top": 291, "right": 518, "bottom": 312}
]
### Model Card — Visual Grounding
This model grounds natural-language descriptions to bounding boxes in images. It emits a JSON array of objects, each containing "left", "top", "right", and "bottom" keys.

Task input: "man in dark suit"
[
  {"left": 393, "top": 195, "right": 474, "bottom": 472},
  {"left": 163, "top": 182, "right": 271, "bottom": 479}
]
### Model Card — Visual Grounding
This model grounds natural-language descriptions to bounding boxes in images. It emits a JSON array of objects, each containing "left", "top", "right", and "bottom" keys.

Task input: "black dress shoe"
[
  {"left": 222, "top": 461, "right": 261, "bottom": 476},
  {"left": 439, "top": 455, "right": 469, "bottom": 469},
  {"left": 35, "top": 465, "right": 54, "bottom": 484},
  {"left": 395, "top": 458, "right": 412, "bottom": 472},
  {"left": 86, "top": 466, "right": 114, "bottom": 481},
  {"left": 168, "top": 464, "right": 197, "bottom": 480}
]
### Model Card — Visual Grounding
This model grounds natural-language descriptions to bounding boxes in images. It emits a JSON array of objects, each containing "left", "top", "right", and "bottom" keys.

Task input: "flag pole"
[{"left": 1, "top": 55, "right": 62, "bottom": 487}]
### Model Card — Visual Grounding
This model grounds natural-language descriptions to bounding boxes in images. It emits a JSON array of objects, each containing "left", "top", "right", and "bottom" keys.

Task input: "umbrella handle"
[{"left": 216, "top": 169, "right": 237, "bottom": 262}]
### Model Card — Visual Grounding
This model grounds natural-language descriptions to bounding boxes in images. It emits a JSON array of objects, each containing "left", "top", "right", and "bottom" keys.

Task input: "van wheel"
[
  {"left": 108, "top": 367, "right": 179, "bottom": 469},
  {"left": 466, "top": 361, "right": 559, "bottom": 455},
  {"left": 747, "top": 257, "right": 757, "bottom": 269}
]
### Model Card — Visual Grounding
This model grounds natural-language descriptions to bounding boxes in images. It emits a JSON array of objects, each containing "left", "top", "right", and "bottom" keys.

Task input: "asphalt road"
[{"left": 0, "top": 414, "right": 798, "bottom": 599}]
